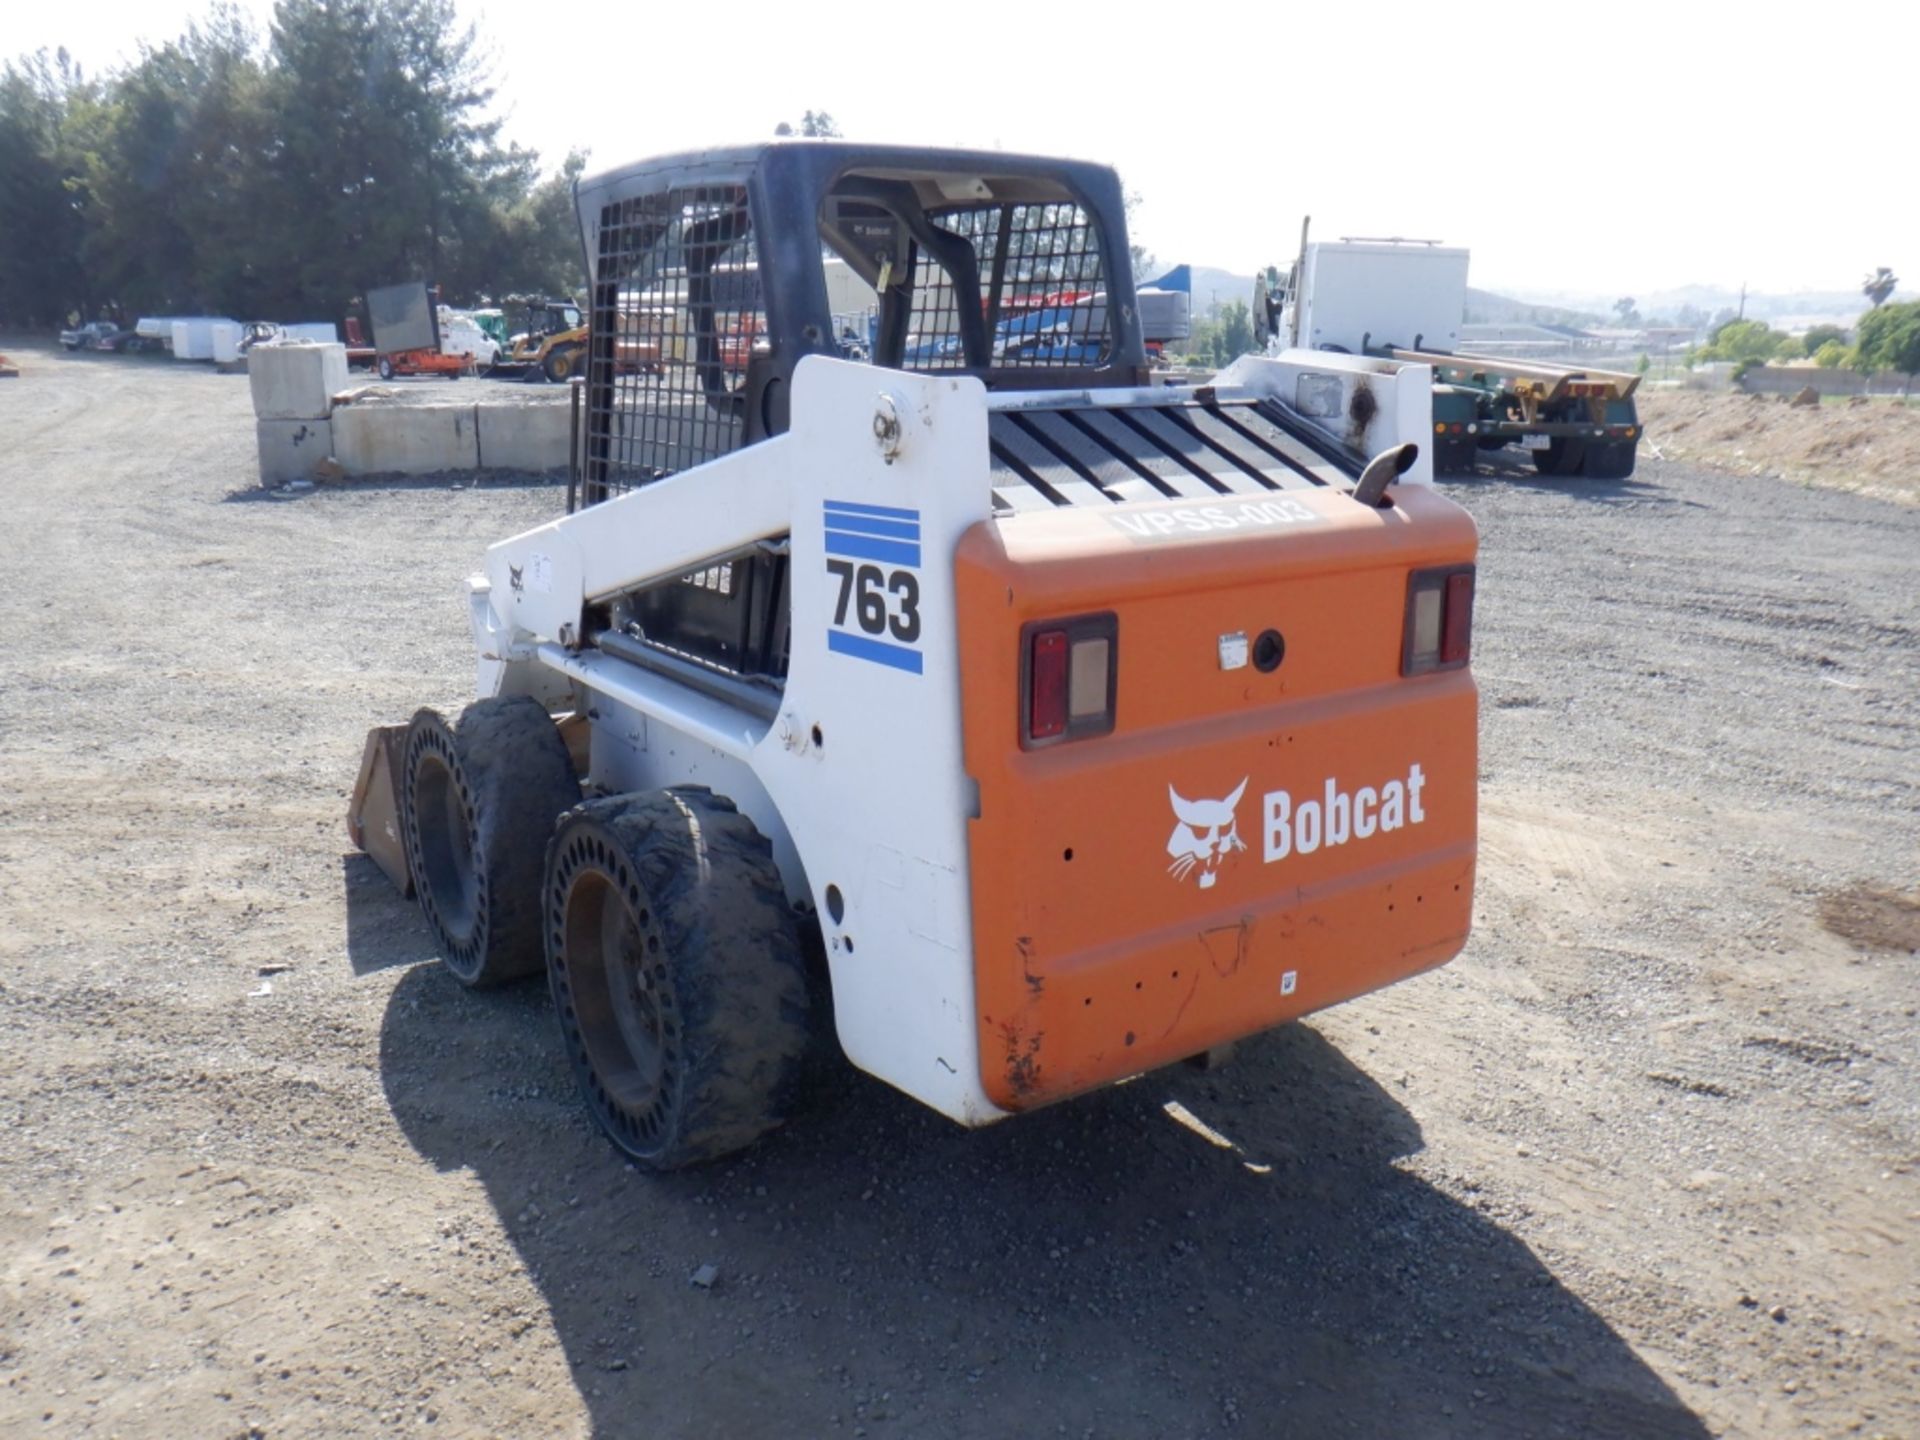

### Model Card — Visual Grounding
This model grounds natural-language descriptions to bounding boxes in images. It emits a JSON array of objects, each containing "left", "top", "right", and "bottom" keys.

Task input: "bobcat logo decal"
[{"left": 1166, "top": 779, "right": 1248, "bottom": 889}]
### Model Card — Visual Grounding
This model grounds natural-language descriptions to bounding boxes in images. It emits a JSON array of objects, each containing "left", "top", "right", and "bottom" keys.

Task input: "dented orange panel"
[{"left": 956, "top": 484, "right": 1479, "bottom": 1111}]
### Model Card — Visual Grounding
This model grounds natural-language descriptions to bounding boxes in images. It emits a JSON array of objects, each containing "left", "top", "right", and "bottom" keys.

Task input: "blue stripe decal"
[
  {"left": 824, "top": 531, "right": 922, "bottom": 567},
  {"left": 825, "top": 499, "right": 920, "bottom": 522},
  {"left": 820, "top": 513, "right": 921, "bottom": 541},
  {"left": 829, "top": 630, "right": 925, "bottom": 673}
]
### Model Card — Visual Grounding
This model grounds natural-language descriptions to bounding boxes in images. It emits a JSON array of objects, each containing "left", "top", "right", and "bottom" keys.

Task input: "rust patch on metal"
[
  {"left": 1000, "top": 1022, "right": 1043, "bottom": 1098},
  {"left": 1348, "top": 380, "right": 1379, "bottom": 442},
  {"left": 1017, "top": 935, "right": 1044, "bottom": 997}
]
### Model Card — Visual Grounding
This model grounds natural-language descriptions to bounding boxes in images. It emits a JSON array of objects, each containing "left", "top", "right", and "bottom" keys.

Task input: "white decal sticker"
[
  {"left": 528, "top": 552, "right": 554, "bottom": 594},
  {"left": 1165, "top": 763, "right": 1431, "bottom": 888},
  {"left": 1280, "top": 970, "right": 1298, "bottom": 996},
  {"left": 1218, "top": 631, "right": 1249, "bottom": 671},
  {"left": 1108, "top": 496, "right": 1322, "bottom": 545},
  {"left": 1166, "top": 780, "right": 1249, "bottom": 890}
]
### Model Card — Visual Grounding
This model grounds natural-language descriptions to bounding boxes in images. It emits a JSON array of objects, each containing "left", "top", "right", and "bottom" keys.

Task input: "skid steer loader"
[{"left": 349, "top": 141, "right": 1480, "bottom": 1170}]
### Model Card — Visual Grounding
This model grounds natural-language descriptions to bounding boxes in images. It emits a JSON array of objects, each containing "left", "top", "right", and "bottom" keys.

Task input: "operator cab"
[{"left": 575, "top": 142, "right": 1147, "bottom": 497}]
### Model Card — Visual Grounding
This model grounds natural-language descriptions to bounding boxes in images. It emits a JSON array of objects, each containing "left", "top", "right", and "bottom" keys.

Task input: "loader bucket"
[{"left": 347, "top": 725, "right": 414, "bottom": 897}]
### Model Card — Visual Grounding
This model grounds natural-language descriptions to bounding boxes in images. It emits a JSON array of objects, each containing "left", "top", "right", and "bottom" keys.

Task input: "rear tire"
[
  {"left": 544, "top": 788, "right": 811, "bottom": 1170},
  {"left": 1435, "top": 436, "right": 1478, "bottom": 474},
  {"left": 377, "top": 356, "right": 395, "bottom": 380},
  {"left": 401, "top": 697, "right": 582, "bottom": 988},
  {"left": 1531, "top": 437, "right": 1586, "bottom": 476},
  {"left": 543, "top": 344, "right": 583, "bottom": 383},
  {"left": 1583, "top": 440, "right": 1637, "bottom": 479}
]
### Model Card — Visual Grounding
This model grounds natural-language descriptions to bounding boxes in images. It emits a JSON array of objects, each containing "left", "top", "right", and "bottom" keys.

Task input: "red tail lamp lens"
[
  {"left": 1022, "top": 613, "right": 1118, "bottom": 748},
  {"left": 1402, "top": 565, "right": 1475, "bottom": 675},
  {"left": 1441, "top": 570, "right": 1475, "bottom": 665},
  {"left": 1029, "top": 630, "right": 1069, "bottom": 740}
]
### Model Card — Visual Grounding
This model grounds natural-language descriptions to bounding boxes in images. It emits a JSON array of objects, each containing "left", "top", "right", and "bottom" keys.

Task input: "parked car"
[
  {"left": 238, "top": 321, "right": 284, "bottom": 352},
  {"left": 60, "top": 321, "right": 131, "bottom": 351}
]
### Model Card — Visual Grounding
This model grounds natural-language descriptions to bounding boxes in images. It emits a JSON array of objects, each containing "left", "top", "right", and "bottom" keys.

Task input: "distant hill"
[
  {"left": 1463, "top": 288, "right": 1607, "bottom": 329},
  {"left": 1184, "top": 265, "right": 1261, "bottom": 313},
  {"left": 1166, "top": 263, "right": 1885, "bottom": 334},
  {"left": 1497, "top": 283, "right": 1882, "bottom": 328}
]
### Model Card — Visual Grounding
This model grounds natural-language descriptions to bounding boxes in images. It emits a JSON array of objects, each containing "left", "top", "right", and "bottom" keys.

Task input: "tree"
[
  {"left": 1189, "top": 300, "right": 1253, "bottom": 367},
  {"left": 1801, "top": 323, "right": 1848, "bottom": 355},
  {"left": 775, "top": 109, "right": 841, "bottom": 138},
  {"left": 0, "top": 3, "right": 588, "bottom": 327},
  {"left": 1812, "top": 340, "right": 1849, "bottom": 369},
  {"left": 1690, "top": 319, "right": 1792, "bottom": 367},
  {"left": 1612, "top": 296, "right": 1641, "bottom": 327},
  {"left": 1862, "top": 267, "right": 1898, "bottom": 309},
  {"left": 1121, "top": 184, "right": 1154, "bottom": 281},
  {"left": 0, "top": 50, "right": 96, "bottom": 325},
  {"left": 258, "top": 0, "right": 535, "bottom": 317},
  {"left": 1852, "top": 299, "right": 1920, "bottom": 394}
]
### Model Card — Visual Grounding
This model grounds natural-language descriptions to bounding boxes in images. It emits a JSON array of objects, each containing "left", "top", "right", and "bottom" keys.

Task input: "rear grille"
[{"left": 988, "top": 398, "right": 1357, "bottom": 511}]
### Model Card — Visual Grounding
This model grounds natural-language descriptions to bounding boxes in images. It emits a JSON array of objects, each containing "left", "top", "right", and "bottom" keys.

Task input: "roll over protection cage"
[{"left": 570, "top": 142, "right": 1151, "bottom": 509}]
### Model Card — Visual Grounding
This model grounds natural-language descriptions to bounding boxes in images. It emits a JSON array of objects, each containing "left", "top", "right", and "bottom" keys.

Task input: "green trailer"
[{"left": 1414, "top": 351, "right": 1642, "bottom": 480}]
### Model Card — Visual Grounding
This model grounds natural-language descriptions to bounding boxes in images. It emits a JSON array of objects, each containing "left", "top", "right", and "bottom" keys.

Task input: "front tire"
[
  {"left": 401, "top": 697, "right": 582, "bottom": 987},
  {"left": 377, "top": 356, "right": 395, "bottom": 380},
  {"left": 545, "top": 788, "right": 811, "bottom": 1170}
]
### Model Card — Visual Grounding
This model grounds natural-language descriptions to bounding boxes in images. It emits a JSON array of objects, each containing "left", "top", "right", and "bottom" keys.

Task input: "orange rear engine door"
[{"left": 956, "top": 481, "right": 1479, "bottom": 1111}]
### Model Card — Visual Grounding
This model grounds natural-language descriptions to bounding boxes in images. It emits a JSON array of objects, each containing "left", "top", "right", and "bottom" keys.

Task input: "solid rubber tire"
[
  {"left": 543, "top": 344, "right": 582, "bottom": 383},
  {"left": 401, "top": 697, "right": 581, "bottom": 988},
  {"left": 1584, "top": 440, "right": 1637, "bottom": 479},
  {"left": 1532, "top": 437, "right": 1587, "bottom": 476},
  {"left": 1436, "top": 436, "right": 1478, "bottom": 474},
  {"left": 544, "top": 787, "right": 811, "bottom": 1170}
]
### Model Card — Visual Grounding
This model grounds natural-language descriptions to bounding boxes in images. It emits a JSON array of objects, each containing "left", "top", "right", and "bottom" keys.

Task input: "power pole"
[{"left": 1737, "top": 281, "right": 1747, "bottom": 321}]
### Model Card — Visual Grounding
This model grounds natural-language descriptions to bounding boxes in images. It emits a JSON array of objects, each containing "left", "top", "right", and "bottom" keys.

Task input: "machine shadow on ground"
[{"left": 362, "top": 881, "right": 1712, "bottom": 1439}]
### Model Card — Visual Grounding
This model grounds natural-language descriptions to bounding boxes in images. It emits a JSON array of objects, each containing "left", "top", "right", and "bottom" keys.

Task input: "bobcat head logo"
[
  {"left": 1167, "top": 779, "right": 1248, "bottom": 889},
  {"left": 508, "top": 563, "right": 524, "bottom": 594}
]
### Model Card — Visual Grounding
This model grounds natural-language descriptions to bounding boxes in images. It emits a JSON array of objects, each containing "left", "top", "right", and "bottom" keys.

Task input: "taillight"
[
  {"left": 1021, "top": 613, "right": 1118, "bottom": 748},
  {"left": 1029, "top": 630, "right": 1068, "bottom": 739},
  {"left": 1402, "top": 566, "right": 1474, "bottom": 675}
]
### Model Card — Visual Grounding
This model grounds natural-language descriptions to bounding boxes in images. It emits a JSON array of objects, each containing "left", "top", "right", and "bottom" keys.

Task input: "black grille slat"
[
  {"left": 987, "top": 399, "right": 1357, "bottom": 510},
  {"left": 1114, "top": 407, "right": 1270, "bottom": 496},
  {"left": 1020, "top": 411, "right": 1165, "bottom": 499},
  {"left": 1059, "top": 409, "right": 1219, "bottom": 499},
  {"left": 991, "top": 415, "right": 1115, "bottom": 507}
]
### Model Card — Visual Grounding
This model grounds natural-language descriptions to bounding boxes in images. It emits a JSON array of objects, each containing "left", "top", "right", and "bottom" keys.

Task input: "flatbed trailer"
[{"left": 1404, "top": 348, "right": 1642, "bottom": 479}]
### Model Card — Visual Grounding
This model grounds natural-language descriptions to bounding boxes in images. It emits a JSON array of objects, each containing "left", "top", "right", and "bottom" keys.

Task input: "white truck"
[{"left": 1258, "top": 236, "right": 1642, "bottom": 479}]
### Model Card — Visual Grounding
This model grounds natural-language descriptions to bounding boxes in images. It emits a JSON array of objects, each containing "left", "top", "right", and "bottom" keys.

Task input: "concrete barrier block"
[
  {"left": 249, "top": 342, "right": 350, "bottom": 420},
  {"left": 476, "top": 399, "right": 572, "bottom": 471},
  {"left": 257, "top": 417, "right": 334, "bottom": 485},
  {"left": 332, "top": 402, "right": 480, "bottom": 475}
]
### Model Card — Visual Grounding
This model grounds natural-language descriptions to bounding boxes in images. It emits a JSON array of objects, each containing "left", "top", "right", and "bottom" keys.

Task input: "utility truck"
[
  {"left": 1257, "top": 234, "right": 1642, "bottom": 478},
  {"left": 350, "top": 142, "right": 1481, "bottom": 1169}
]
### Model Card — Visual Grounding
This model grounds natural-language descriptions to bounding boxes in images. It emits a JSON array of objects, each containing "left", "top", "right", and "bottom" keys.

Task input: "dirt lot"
[
  {"left": 2, "top": 341, "right": 1916, "bottom": 1439},
  {"left": 1636, "top": 389, "right": 1920, "bottom": 507}
]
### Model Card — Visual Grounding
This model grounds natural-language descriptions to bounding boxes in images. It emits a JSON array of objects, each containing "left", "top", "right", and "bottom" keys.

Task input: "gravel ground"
[{"left": 1, "top": 340, "right": 1916, "bottom": 1439}]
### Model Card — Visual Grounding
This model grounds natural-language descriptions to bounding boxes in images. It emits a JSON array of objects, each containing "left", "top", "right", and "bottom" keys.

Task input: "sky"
[{"left": 10, "top": 0, "right": 1917, "bottom": 302}]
